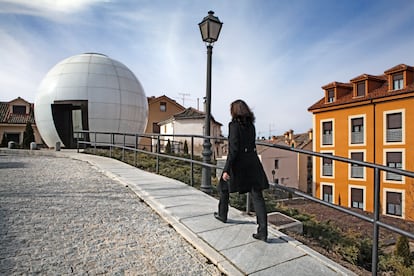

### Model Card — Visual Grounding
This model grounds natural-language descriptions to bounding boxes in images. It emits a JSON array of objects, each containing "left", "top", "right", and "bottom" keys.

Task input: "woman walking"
[{"left": 214, "top": 99, "right": 269, "bottom": 242}]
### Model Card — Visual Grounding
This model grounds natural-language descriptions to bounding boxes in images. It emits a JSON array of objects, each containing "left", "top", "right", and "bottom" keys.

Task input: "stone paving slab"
[
  {"left": 198, "top": 223, "right": 258, "bottom": 251},
  {"left": 250, "top": 255, "right": 340, "bottom": 276},
  {"left": 221, "top": 238, "right": 306, "bottom": 274}
]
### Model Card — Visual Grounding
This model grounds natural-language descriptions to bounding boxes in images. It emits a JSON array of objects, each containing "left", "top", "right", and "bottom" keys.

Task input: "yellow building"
[{"left": 308, "top": 64, "right": 414, "bottom": 221}]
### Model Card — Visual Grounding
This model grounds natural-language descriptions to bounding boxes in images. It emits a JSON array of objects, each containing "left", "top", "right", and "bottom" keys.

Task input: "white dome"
[{"left": 35, "top": 53, "right": 148, "bottom": 148}]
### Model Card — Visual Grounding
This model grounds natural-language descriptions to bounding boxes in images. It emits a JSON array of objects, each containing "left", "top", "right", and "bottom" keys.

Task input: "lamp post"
[{"left": 198, "top": 11, "right": 223, "bottom": 193}]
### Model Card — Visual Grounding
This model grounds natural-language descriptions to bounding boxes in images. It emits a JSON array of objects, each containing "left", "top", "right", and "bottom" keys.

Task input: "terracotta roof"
[
  {"left": 350, "top": 74, "right": 387, "bottom": 83},
  {"left": 0, "top": 100, "right": 35, "bottom": 124},
  {"left": 309, "top": 64, "right": 414, "bottom": 112},
  {"left": 262, "top": 131, "right": 312, "bottom": 149},
  {"left": 384, "top": 64, "right": 414, "bottom": 74},
  {"left": 147, "top": 95, "right": 185, "bottom": 110},
  {"left": 174, "top": 107, "right": 205, "bottom": 119},
  {"left": 321, "top": 81, "right": 352, "bottom": 90},
  {"left": 158, "top": 107, "right": 222, "bottom": 126}
]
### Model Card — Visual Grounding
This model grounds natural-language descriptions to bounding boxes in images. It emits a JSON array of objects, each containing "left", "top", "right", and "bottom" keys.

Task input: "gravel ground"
[{"left": 0, "top": 153, "right": 221, "bottom": 275}]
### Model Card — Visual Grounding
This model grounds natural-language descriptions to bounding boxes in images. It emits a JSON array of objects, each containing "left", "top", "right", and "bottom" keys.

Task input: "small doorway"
[{"left": 51, "top": 100, "right": 89, "bottom": 148}]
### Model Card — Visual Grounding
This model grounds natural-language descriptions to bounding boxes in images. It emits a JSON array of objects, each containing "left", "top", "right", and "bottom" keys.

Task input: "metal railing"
[{"left": 76, "top": 130, "right": 414, "bottom": 275}]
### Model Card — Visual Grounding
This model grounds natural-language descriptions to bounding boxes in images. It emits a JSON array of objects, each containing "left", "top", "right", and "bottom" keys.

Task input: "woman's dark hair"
[{"left": 230, "top": 99, "right": 255, "bottom": 123}]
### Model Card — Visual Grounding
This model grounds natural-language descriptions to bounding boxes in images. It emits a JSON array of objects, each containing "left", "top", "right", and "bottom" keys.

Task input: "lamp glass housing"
[{"left": 198, "top": 11, "right": 222, "bottom": 44}]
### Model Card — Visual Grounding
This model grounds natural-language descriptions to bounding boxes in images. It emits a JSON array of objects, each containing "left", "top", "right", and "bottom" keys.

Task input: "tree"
[
  {"left": 23, "top": 122, "right": 35, "bottom": 149},
  {"left": 165, "top": 139, "right": 172, "bottom": 154},
  {"left": 1, "top": 133, "right": 8, "bottom": 147},
  {"left": 183, "top": 140, "right": 189, "bottom": 155}
]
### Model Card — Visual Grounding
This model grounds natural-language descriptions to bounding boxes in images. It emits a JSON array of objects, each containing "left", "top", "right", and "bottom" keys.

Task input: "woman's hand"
[{"left": 222, "top": 172, "right": 230, "bottom": 181}]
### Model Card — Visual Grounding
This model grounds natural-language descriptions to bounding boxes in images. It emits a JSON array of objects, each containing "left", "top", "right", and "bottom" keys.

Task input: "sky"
[{"left": 1, "top": 0, "right": 414, "bottom": 137}]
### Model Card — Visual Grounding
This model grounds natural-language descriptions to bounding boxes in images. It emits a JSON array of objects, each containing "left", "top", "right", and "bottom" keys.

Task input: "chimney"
[{"left": 308, "top": 129, "right": 313, "bottom": 140}]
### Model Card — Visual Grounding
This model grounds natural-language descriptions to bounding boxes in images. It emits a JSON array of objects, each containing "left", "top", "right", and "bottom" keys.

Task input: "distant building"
[
  {"left": 0, "top": 97, "right": 42, "bottom": 146},
  {"left": 158, "top": 107, "right": 223, "bottom": 157},
  {"left": 308, "top": 64, "right": 414, "bottom": 221},
  {"left": 257, "top": 129, "right": 313, "bottom": 193},
  {"left": 141, "top": 95, "right": 185, "bottom": 150}
]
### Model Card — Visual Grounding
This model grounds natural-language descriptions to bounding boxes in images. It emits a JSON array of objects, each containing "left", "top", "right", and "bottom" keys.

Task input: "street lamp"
[{"left": 198, "top": 11, "right": 223, "bottom": 193}]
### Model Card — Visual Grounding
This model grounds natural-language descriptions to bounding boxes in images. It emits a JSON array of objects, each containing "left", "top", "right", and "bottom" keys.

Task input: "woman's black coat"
[{"left": 222, "top": 119, "right": 269, "bottom": 194}]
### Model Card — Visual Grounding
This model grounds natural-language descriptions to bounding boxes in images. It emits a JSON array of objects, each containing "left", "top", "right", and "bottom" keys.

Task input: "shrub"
[
  {"left": 23, "top": 121, "right": 35, "bottom": 149},
  {"left": 395, "top": 235, "right": 412, "bottom": 266}
]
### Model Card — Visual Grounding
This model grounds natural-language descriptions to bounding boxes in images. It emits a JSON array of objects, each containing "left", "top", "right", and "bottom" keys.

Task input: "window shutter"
[
  {"left": 323, "top": 185, "right": 332, "bottom": 194},
  {"left": 387, "top": 192, "right": 401, "bottom": 204},
  {"left": 387, "top": 113, "right": 402, "bottom": 129},
  {"left": 352, "top": 118, "right": 363, "bottom": 126},
  {"left": 323, "top": 122, "right": 332, "bottom": 131},
  {"left": 357, "top": 82, "right": 365, "bottom": 96},
  {"left": 387, "top": 152, "right": 402, "bottom": 163},
  {"left": 351, "top": 152, "right": 363, "bottom": 161},
  {"left": 351, "top": 188, "right": 363, "bottom": 202}
]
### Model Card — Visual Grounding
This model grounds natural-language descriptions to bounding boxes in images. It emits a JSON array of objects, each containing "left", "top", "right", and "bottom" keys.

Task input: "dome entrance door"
[{"left": 51, "top": 100, "right": 89, "bottom": 148}]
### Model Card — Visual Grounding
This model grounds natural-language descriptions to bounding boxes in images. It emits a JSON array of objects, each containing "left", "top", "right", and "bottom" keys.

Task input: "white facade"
[
  {"left": 159, "top": 115, "right": 223, "bottom": 157},
  {"left": 34, "top": 53, "right": 148, "bottom": 148}
]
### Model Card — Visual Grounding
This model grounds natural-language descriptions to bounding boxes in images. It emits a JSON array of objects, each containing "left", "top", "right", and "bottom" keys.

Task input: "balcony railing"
[
  {"left": 386, "top": 128, "right": 402, "bottom": 142},
  {"left": 351, "top": 166, "right": 364, "bottom": 178},
  {"left": 322, "top": 134, "right": 332, "bottom": 145},
  {"left": 76, "top": 130, "right": 414, "bottom": 276},
  {"left": 351, "top": 132, "right": 364, "bottom": 144},
  {"left": 322, "top": 164, "right": 333, "bottom": 176}
]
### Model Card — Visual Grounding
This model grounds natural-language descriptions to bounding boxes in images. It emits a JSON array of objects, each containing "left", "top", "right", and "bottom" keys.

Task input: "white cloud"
[{"left": 0, "top": 0, "right": 105, "bottom": 22}]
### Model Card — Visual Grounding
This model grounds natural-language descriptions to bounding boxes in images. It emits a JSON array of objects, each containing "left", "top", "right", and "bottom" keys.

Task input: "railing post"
[
  {"left": 372, "top": 167, "right": 380, "bottom": 275},
  {"left": 135, "top": 134, "right": 138, "bottom": 167},
  {"left": 110, "top": 133, "right": 113, "bottom": 158},
  {"left": 156, "top": 135, "right": 160, "bottom": 174},
  {"left": 94, "top": 132, "right": 97, "bottom": 154},
  {"left": 191, "top": 136, "right": 194, "bottom": 187},
  {"left": 122, "top": 133, "right": 125, "bottom": 161},
  {"left": 246, "top": 193, "right": 251, "bottom": 214}
]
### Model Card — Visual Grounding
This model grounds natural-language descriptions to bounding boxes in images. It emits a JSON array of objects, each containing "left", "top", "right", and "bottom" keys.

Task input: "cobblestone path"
[{"left": 0, "top": 153, "right": 221, "bottom": 275}]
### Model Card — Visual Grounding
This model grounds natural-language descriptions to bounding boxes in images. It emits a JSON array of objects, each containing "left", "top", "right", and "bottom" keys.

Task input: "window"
[
  {"left": 5, "top": 133, "right": 20, "bottom": 143},
  {"left": 386, "top": 192, "right": 402, "bottom": 216},
  {"left": 322, "top": 121, "right": 333, "bottom": 145},
  {"left": 12, "top": 105, "right": 26, "bottom": 114},
  {"left": 386, "top": 152, "right": 402, "bottom": 181},
  {"left": 327, "top": 89, "right": 335, "bottom": 103},
  {"left": 350, "top": 152, "right": 364, "bottom": 178},
  {"left": 356, "top": 81, "right": 365, "bottom": 97},
  {"left": 160, "top": 102, "right": 167, "bottom": 112},
  {"left": 386, "top": 113, "right": 402, "bottom": 142},
  {"left": 392, "top": 73, "right": 403, "bottom": 90},
  {"left": 351, "top": 117, "right": 364, "bottom": 144},
  {"left": 322, "top": 153, "right": 333, "bottom": 177},
  {"left": 274, "top": 159, "right": 279, "bottom": 169},
  {"left": 152, "top": 122, "right": 160, "bottom": 134},
  {"left": 351, "top": 188, "right": 363, "bottom": 209},
  {"left": 322, "top": 185, "right": 333, "bottom": 203}
]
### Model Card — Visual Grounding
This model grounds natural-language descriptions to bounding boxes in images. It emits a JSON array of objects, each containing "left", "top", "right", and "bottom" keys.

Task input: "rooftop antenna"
[{"left": 178, "top": 93, "right": 191, "bottom": 106}]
